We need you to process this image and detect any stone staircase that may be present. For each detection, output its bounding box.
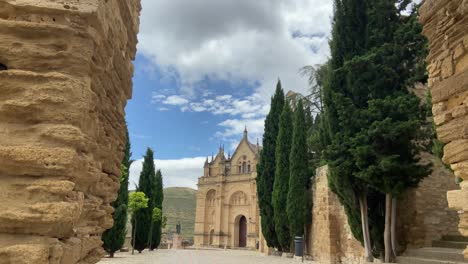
[397,236,468,264]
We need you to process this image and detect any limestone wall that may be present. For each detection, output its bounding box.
[398,153,460,249]
[309,163,460,263]
[308,166,364,264]
[0,1,140,263]
[420,0,468,258]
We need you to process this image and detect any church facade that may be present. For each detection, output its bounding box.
[193,129,261,249]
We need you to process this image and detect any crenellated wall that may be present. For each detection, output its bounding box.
[420,0,468,259]
[0,1,140,263]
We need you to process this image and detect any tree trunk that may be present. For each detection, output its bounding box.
[391,197,397,257]
[109,251,114,258]
[384,193,392,263]
[359,193,373,262]
[132,217,137,255]
[148,222,153,251]
[303,225,308,255]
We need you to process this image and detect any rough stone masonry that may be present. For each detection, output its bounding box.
[420,0,468,259]
[0,1,140,263]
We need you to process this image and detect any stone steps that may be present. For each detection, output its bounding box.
[433,241,468,249]
[441,236,468,243]
[398,236,468,264]
[397,256,466,264]
[403,248,466,262]
[397,247,468,264]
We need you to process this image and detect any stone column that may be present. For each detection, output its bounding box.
[0,1,140,263]
[420,0,468,259]
[214,183,224,247]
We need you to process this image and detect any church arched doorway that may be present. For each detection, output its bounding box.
[238,216,247,247]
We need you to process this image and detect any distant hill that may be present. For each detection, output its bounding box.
[162,187,197,241]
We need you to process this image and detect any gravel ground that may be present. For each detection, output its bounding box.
[98,249,315,264]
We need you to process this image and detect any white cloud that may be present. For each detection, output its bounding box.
[153,92,269,119]
[162,95,189,105]
[138,0,332,101]
[129,157,206,190]
[152,94,166,100]
[138,0,332,147]
[216,118,264,141]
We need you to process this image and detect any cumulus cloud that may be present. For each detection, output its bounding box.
[129,157,206,190]
[138,0,332,101]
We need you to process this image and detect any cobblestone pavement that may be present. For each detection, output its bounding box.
[98,249,315,264]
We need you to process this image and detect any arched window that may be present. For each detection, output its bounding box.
[242,162,246,173]
[238,164,242,174]
[247,164,251,173]
[230,191,249,205]
[206,190,216,207]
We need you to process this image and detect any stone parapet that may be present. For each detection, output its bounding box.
[420,0,468,259]
[0,1,140,263]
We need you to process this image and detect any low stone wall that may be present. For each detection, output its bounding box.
[419,0,468,258]
[0,1,140,263]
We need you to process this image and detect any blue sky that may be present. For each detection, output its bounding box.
[128,0,333,189]
[127,55,262,160]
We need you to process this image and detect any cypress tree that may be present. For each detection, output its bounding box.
[272,103,293,252]
[287,100,310,238]
[323,0,431,261]
[323,0,378,260]
[346,1,431,261]
[257,80,284,249]
[102,128,132,257]
[149,169,164,250]
[132,148,156,252]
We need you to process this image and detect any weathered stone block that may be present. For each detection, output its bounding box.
[0,0,141,263]
[441,54,455,79]
[420,0,468,258]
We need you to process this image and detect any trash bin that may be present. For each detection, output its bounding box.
[294,236,303,257]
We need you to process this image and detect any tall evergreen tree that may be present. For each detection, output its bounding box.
[323,0,431,261]
[323,0,379,260]
[287,100,310,239]
[346,1,431,261]
[257,80,285,249]
[149,169,164,250]
[102,128,132,257]
[272,103,293,252]
[132,148,156,252]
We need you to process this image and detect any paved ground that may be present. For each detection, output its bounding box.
[98,249,314,264]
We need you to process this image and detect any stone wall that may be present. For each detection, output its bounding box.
[398,153,461,249]
[420,0,468,259]
[0,1,140,263]
[309,163,460,263]
[308,166,364,264]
